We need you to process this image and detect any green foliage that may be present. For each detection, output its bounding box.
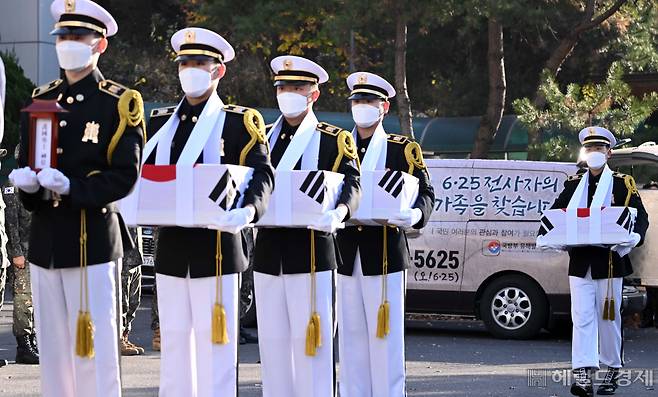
[1,51,34,152]
[93,0,658,134]
[513,62,658,159]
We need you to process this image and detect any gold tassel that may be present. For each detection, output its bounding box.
[76,210,95,358]
[376,227,391,339]
[212,231,229,344]
[305,230,321,356]
[305,315,318,356]
[212,302,229,344]
[608,298,616,321]
[377,301,390,338]
[312,311,322,348]
[602,251,615,321]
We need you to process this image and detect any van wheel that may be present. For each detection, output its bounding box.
[480,275,547,339]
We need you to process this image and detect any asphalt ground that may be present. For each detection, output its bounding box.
[1,293,656,396]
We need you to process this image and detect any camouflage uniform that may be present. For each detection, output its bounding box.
[121,227,142,336]
[2,183,34,339]
[0,186,12,313]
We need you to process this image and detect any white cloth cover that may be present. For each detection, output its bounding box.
[254,270,335,397]
[31,262,121,397]
[255,170,344,227]
[566,166,613,244]
[156,273,239,397]
[569,269,623,369]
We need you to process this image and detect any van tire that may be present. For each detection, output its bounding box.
[480,275,547,339]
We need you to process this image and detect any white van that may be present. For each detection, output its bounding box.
[407,157,649,339]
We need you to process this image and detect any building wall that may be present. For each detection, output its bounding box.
[0,0,57,85]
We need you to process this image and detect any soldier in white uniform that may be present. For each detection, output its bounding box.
[253,55,361,397]
[144,28,274,397]
[9,1,145,396]
[544,127,648,396]
[336,72,434,397]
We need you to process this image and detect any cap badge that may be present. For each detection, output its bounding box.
[184,30,196,44]
[65,0,76,12]
[357,74,368,84]
[283,59,293,70]
[588,127,596,135]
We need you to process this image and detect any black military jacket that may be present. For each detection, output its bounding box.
[18,69,144,269]
[253,119,361,275]
[146,98,274,278]
[548,170,649,279]
[336,133,435,276]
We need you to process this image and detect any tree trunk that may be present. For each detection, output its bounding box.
[471,18,506,159]
[394,4,414,138]
[526,0,628,159]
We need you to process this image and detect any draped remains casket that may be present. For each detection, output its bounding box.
[349,170,419,226]
[119,164,253,227]
[536,206,637,247]
[255,170,344,228]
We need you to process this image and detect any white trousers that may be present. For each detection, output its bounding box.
[156,273,239,397]
[254,270,334,397]
[337,253,406,397]
[31,262,121,397]
[569,269,623,369]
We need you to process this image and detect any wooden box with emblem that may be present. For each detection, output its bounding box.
[536,206,637,247]
[119,164,253,227]
[349,170,419,226]
[21,99,68,171]
[255,170,344,228]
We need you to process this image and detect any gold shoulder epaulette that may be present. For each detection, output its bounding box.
[404,140,427,173]
[32,79,63,98]
[107,89,146,165]
[238,106,267,165]
[567,174,584,181]
[317,122,343,136]
[150,106,176,118]
[387,133,409,144]
[99,80,128,98]
[224,104,250,114]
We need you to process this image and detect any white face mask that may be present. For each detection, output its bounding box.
[586,151,607,169]
[277,92,310,118]
[55,40,95,71]
[179,67,213,98]
[351,104,382,128]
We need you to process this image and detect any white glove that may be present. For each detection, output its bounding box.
[8,167,40,194]
[37,168,70,195]
[208,206,256,234]
[611,232,641,258]
[388,208,423,229]
[309,205,348,234]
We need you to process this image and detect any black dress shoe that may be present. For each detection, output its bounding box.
[571,367,593,397]
[15,335,39,365]
[597,367,619,395]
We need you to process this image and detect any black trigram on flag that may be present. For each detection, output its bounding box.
[208,170,241,210]
[616,207,635,233]
[537,215,554,237]
[299,171,326,204]
[378,170,405,198]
